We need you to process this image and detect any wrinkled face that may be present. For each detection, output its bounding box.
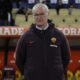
[33,7,48,27]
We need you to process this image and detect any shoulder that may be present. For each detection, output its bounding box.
[19,24,36,41]
[20,29,33,40]
[52,27,67,40]
[49,23,64,37]
[49,23,65,37]
[54,27,63,35]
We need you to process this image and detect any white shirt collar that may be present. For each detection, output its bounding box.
[36,23,49,30]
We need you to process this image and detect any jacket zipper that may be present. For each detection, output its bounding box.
[42,31,47,68]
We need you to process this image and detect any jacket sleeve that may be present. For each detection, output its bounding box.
[61,33,71,73]
[15,35,26,75]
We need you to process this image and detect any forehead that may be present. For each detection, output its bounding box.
[33,7,46,14]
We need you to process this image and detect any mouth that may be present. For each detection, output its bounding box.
[37,20,43,22]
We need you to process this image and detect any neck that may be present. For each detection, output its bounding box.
[37,23,48,28]
[36,23,49,30]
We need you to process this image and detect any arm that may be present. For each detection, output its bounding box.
[15,35,26,75]
[61,34,71,76]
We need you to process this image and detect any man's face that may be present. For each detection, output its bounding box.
[33,7,48,26]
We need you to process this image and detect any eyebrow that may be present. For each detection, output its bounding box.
[33,13,46,16]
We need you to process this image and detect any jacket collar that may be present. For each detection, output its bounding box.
[36,23,49,30]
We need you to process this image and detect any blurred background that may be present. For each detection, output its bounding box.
[0,0,80,80]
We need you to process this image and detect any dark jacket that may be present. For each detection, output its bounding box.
[15,23,70,80]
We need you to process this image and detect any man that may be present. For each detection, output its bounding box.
[15,3,70,80]
[56,0,62,15]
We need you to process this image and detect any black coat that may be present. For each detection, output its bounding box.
[15,23,70,80]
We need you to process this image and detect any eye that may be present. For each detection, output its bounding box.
[34,13,45,16]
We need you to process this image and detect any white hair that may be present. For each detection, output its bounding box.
[32,3,49,14]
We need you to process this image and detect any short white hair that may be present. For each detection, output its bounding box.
[32,3,49,14]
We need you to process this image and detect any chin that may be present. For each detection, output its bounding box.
[36,23,44,26]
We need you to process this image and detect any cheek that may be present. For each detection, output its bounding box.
[35,17,43,22]
[34,16,48,24]
[37,17,47,21]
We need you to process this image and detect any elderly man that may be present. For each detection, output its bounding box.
[15,3,70,80]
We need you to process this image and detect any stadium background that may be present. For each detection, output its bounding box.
[0,0,80,80]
